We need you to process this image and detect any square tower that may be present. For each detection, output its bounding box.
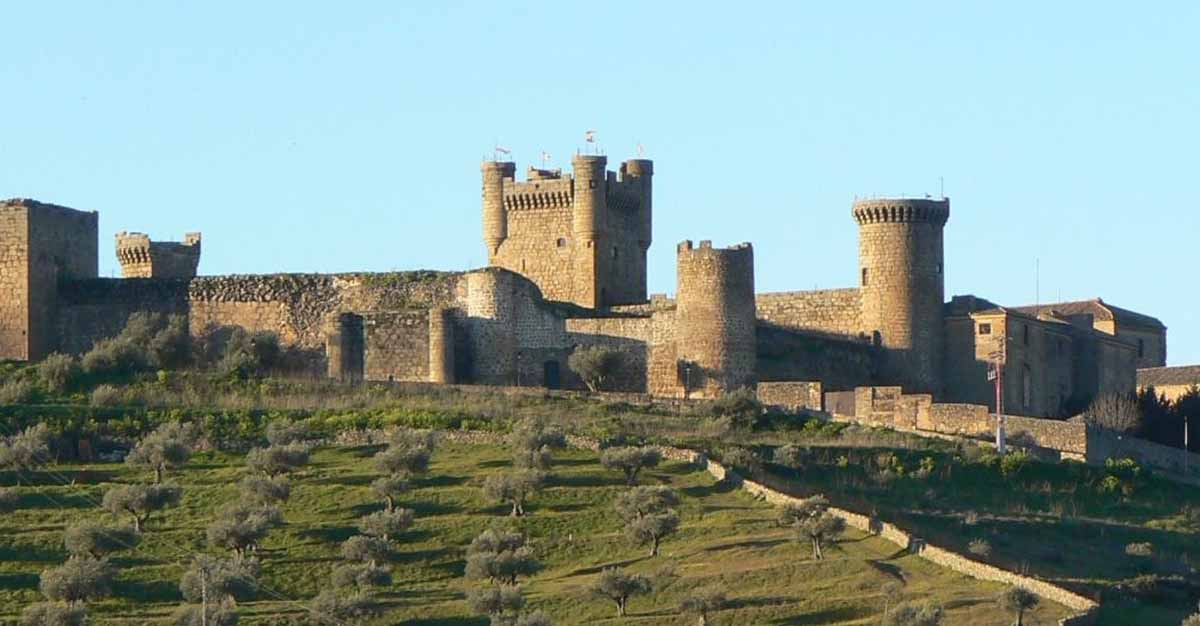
[481,153,653,309]
[0,199,99,361]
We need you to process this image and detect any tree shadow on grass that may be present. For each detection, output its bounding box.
[416,475,470,488]
[476,459,511,469]
[1,469,117,487]
[866,559,906,582]
[543,502,590,513]
[559,556,646,578]
[0,572,39,591]
[390,547,451,565]
[309,474,375,487]
[769,605,870,625]
[113,578,182,604]
[551,458,594,468]
[547,474,623,488]
[297,525,358,544]
[401,617,485,626]
[701,537,788,552]
[18,492,97,510]
[680,481,739,499]
[0,543,66,563]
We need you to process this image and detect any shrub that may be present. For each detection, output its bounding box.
[0,379,38,405]
[39,556,115,604]
[374,437,432,478]
[721,447,761,476]
[1125,542,1154,557]
[882,602,943,626]
[1183,613,1200,626]
[90,384,124,407]
[102,483,182,532]
[600,446,661,485]
[567,346,622,392]
[0,487,18,512]
[218,328,281,379]
[308,589,381,622]
[0,423,53,476]
[171,603,240,626]
[340,535,392,566]
[590,567,651,617]
[999,451,1029,477]
[63,523,140,559]
[466,585,524,623]
[773,444,806,469]
[967,539,991,558]
[37,354,80,394]
[710,388,762,428]
[331,562,392,591]
[998,586,1038,626]
[1083,392,1142,434]
[265,419,309,446]
[20,603,88,626]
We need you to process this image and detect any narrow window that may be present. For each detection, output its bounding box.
[1023,324,1030,346]
[1137,338,1145,358]
[936,262,943,275]
[612,246,619,260]
[556,238,567,248]
[861,267,869,286]
[978,323,992,335]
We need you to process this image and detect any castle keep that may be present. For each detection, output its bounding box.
[0,146,1169,414]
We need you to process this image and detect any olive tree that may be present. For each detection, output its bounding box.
[239,474,291,505]
[591,567,651,617]
[882,602,944,626]
[341,535,392,567]
[615,486,681,557]
[171,601,240,626]
[0,487,20,512]
[206,503,282,557]
[1182,613,1200,626]
[374,440,431,478]
[358,508,414,543]
[331,562,392,592]
[465,528,540,585]
[600,446,661,485]
[39,556,115,604]
[680,589,727,626]
[308,589,381,623]
[63,523,139,559]
[467,584,524,625]
[509,417,566,472]
[20,602,88,626]
[0,423,53,482]
[179,555,261,604]
[567,346,622,392]
[370,475,409,512]
[38,353,81,394]
[245,444,309,477]
[484,471,543,517]
[126,421,197,483]
[778,495,845,560]
[265,419,309,446]
[999,586,1039,626]
[102,483,181,532]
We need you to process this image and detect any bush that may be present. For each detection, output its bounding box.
[0,487,18,512]
[0,423,53,474]
[308,589,381,622]
[466,585,524,623]
[999,451,1029,477]
[331,562,392,591]
[567,346,623,392]
[882,602,943,626]
[63,523,140,558]
[218,328,281,379]
[39,556,115,604]
[358,509,414,542]
[20,603,88,626]
[245,444,309,476]
[773,444,807,469]
[90,384,124,407]
[0,379,38,405]
[265,419,309,446]
[340,536,392,566]
[171,603,240,626]
[240,475,291,504]
[1083,392,1142,434]
[721,447,761,476]
[967,539,991,558]
[710,388,762,428]
[1125,542,1154,557]
[37,354,80,394]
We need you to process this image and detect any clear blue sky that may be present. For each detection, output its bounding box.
[3,3,1197,364]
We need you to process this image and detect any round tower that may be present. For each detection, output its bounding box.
[571,154,608,307]
[675,240,756,398]
[853,197,950,395]
[621,158,653,250]
[481,161,515,258]
[465,269,517,385]
[428,307,455,384]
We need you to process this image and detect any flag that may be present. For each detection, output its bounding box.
[495,145,511,155]
[585,130,596,143]
[541,151,551,162]
[636,143,645,157]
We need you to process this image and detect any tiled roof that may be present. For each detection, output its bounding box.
[1138,365,1200,387]
[1012,299,1165,330]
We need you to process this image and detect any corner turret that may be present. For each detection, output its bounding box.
[675,240,757,398]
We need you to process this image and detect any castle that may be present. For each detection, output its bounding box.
[0,149,1169,416]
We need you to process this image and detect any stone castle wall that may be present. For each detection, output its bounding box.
[0,205,31,360]
[755,288,862,338]
[855,198,948,395]
[757,381,824,411]
[115,232,201,279]
[675,240,757,397]
[756,324,876,391]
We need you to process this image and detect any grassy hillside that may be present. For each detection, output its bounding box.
[0,439,1069,625]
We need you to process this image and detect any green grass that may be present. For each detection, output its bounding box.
[0,441,1071,625]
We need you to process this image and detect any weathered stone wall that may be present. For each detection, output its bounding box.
[757,381,823,411]
[21,201,100,360]
[675,240,756,397]
[854,198,948,395]
[755,289,862,338]
[756,324,876,391]
[115,232,201,279]
[0,205,31,360]
[1086,429,1200,478]
[428,308,455,384]
[565,316,654,392]
[361,310,430,382]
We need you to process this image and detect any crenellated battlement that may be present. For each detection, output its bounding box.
[852,198,950,225]
[115,231,201,279]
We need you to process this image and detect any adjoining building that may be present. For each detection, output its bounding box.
[1138,366,1200,403]
[0,147,1177,415]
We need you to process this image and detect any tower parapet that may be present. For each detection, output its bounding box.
[115,231,201,279]
[854,197,949,394]
[675,240,756,398]
[480,150,653,309]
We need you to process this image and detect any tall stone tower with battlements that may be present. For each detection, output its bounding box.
[675,240,757,397]
[115,231,201,279]
[854,197,949,395]
[481,153,653,309]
